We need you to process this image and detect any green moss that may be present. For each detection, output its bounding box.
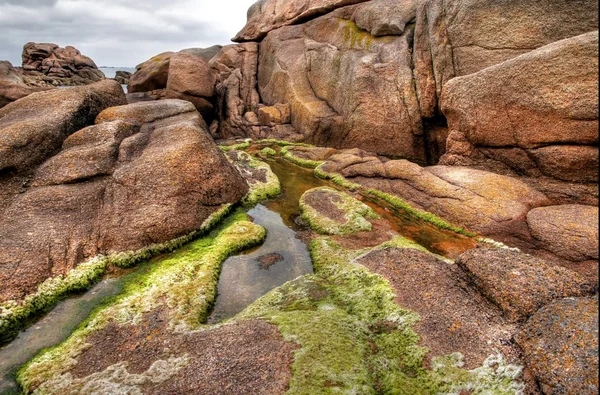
[260,147,277,157]
[280,146,325,169]
[254,139,313,148]
[0,256,108,344]
[17,212,267,393]
[364,189,477,237]
[219,139,251,152]
[314,164,362,191]
[299,187,379,235]
[238,236,524,394]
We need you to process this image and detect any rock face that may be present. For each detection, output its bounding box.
[526,205,599,262]
[20,42,105,86]
[128,52,173,93]
[440,32,599,183]
[0,99,248,303]
[258,3,426,161]
[456,249,596,322]
[0,80,126,174]
[113,71,131,85]
[516,297,599,395]
[0,61,49,108]
[233,0,370,42]
[320,151,551,237]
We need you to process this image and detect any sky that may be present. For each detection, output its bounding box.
[0,0,257,67]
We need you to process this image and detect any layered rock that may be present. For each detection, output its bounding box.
[20,42,105,86]
[516,297,599,394]
[233,0,370,42]
[258,3,426,160]
[440,32,599,187]
[0,99,248,303]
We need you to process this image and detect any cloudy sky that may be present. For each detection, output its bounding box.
[0,0,256,67]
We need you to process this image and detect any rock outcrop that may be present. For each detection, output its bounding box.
[0,61,49,108]
[0,99,248,303]
[20,42,105,86]
[440,32,599,185]
[516,297,599,395]
[113,71,131,85]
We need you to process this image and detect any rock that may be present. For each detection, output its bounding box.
[516,297,599,395]
[526,205,599,262]
[456,248,596,322]
[180,45,223,61]
[413,0,598,117]
[440,32,599,183]
[0,60,23,83]
[233,0,370,42]
[283,146,338,162]
[0,80,126,173]
[0,61,50,108]
[20,42,105,86]
[258,5,426,160]
[165,53,217,117]
[210,43,261,139]
[355,247,520,368]
[300,187,377,235]
[113,70,132,85]
[352,0,417,36]
[257,104,291,125]
[321,152,551,236]
[128,51,173,93]
[0,99,248,303]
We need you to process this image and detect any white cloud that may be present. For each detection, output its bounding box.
[0,0,256,66]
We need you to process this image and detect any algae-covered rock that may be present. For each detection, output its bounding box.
[516,297,599,395]
[456,248,597,322]
[226,150,281,206]
[300,187,378,235]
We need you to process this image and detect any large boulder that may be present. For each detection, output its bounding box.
[0,80,126,173]
[456,248,596,322]
[20,42,105,86]
[321,151,551,237]
[413,0,598,117]
[0,99,248,303]
[516,297,599,395]
[232,0,370,42]
[440,32,599,184]
[526,205,599,262]
[128,51,174,93]
[258,3,426,160]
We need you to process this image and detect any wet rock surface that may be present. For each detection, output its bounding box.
[516,297,599,395]
[457,248,597,322]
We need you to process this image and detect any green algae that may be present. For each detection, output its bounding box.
[280,146,325,169]
[17,211,267,393]
[254,139,313,148]
[227,150,282,206]
[260,147,277,157]
[218,139,252,152]
[299,187,379,235]
[237,236,524,394]
[314,164,362,191]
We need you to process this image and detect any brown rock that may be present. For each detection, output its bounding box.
[527,205,599,262]
[440,32,598,182]
[352,0,417,36]
[166,52,216,99]
[258,5,425,160]
[456,248,596,322]
[113,71,131,85]
[233,0,370,42]
[413,0,598,116]
[516,297,599,395]
[0,100,248,303]
[128,52,173,93]
[0,80,126,172]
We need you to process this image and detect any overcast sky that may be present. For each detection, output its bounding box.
[0,0,256,67]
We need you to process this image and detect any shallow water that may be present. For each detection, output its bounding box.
[0,277,128,394]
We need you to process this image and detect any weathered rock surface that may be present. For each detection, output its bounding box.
[20,42,105,86]
[128,52,173,93]
[352,0,417,37]
[457,249,596,322]
[113,70,131,85]
[526,205,599,262]
[0,99,248,303]
[516,297,599,395]
[321,151,551,236]
[0,80,126,173]
[0,61,50,108]
[233,0,370,42]
[413,0,598,117]
[440,32,599,184]
[356,247,520,368]
[258,5,426,160]
[0,61,23,83]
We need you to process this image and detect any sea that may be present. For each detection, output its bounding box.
[99,67,136,93]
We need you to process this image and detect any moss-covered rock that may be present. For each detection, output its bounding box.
[226,150,282,206]
[300,187,379,235]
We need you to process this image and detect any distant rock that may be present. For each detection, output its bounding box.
[516,297,599,395]
[20,42,105,86]
[113,70,132,85]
